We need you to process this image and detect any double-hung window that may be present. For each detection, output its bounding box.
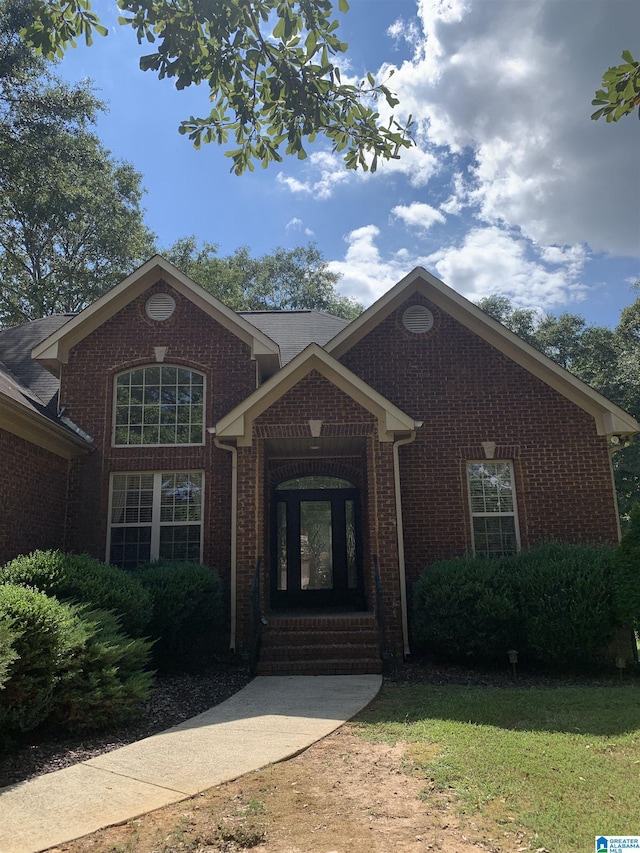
[114,366,204,446]
[467,461,520,557]
[108,472,203,569]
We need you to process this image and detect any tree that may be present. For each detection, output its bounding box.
[19,0,413,174]
[0,66,156,326]
[475,295,539,346]
[164,236,361,320]
[592,50,640,122]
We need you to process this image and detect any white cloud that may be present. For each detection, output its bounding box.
[331,224,588,312]
[285,217,314,236]
[425,227,588,310]
[277,151,355,199]
[386,0,640,256]
[392,202,446,231]
[328,226,428,304]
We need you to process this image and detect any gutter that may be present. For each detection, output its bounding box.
[393,422,422,659]
[212,432,238,652]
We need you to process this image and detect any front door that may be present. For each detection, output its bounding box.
[271,477,363,609]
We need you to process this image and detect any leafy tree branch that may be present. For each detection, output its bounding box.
[592,49,640,122]
[20,0,413,173]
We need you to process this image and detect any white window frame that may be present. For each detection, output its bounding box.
[112,365,206,447]
[107,471,204,567]
[466,460,521,557]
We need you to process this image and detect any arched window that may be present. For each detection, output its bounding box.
[114,366,204,446]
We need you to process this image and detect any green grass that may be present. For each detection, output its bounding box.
[354,683,640,852]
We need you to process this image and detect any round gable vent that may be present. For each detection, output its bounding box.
[402,305,434,334]
[145,292,176,321]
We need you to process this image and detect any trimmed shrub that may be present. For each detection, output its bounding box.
[612,502,640,632]
[514,543,616,667]
[0,584,86,737]
[0,585,154,741]
[412,543,618,669]
[54,609,154,731]
[134,560,224,672]
[412,555,522,664]
[0,615,20,692]
[1,550,152,637]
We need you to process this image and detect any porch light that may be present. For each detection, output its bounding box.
[508,649,518,677]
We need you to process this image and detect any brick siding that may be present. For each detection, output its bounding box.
[340,293,620,601]
[0,429,68,564]
[59,280,256,592]
[21,279,622,664]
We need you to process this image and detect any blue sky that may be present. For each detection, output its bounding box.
[58,0,640,328]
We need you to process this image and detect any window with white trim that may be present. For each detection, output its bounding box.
[467,461,520,557]
[108,472,203,569]
[114,366,204,446]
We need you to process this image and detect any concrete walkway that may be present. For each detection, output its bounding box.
[0,675,382,853]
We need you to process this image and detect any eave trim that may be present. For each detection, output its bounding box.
[215,343,417,445]
[326,267,639,437]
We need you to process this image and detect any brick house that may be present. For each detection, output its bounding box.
[1,256,637,673]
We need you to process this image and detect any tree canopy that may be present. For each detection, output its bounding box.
[0,29,156,327]
[478,291,640,525]
[164,237,361,320]
[20,0,413,174]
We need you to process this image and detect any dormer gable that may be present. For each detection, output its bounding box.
[31,255,281,380]
[215,343,419,446]
[326,267,639,439]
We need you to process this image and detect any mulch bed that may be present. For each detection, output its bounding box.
[0,657,628,790]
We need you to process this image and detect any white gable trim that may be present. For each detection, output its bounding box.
[215,343,418,446]
[31,256,280,375]
[326,267,639,438]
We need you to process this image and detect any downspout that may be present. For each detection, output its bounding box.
[213,433,238,652]
[393,423,422,659]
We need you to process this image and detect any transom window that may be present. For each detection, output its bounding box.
[276,476,354,490]
[114,366,204,446]
[108,471,203,569]
[467,461,520,557]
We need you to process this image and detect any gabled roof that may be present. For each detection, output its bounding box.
[241,310,349,365]
[0,361,90,458]
[215,343,419,446]
[326,267,640,438]
[31,256,281,376]
[0,314,72,408]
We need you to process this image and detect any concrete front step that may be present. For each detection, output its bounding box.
[256,658,383,675]
[262,643,381,662]
[256,611,383,676]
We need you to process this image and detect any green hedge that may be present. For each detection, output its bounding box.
[612,503,640,632]
[53,608,154,731]
[0,615,19,692]
[0,584,153,742]
[1,550,153,637]
[412,543,620,669]
[0,584,87,736]
[134,560,224,672]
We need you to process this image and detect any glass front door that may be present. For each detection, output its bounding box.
[271,477,363,608]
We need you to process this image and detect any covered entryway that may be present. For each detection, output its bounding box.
[214,344,421,670]
[271,476,364,610]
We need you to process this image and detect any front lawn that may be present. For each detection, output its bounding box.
[354,682,640,852]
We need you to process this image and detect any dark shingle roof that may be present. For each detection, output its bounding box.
[0,315,73,409]
[240,310,350,365]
